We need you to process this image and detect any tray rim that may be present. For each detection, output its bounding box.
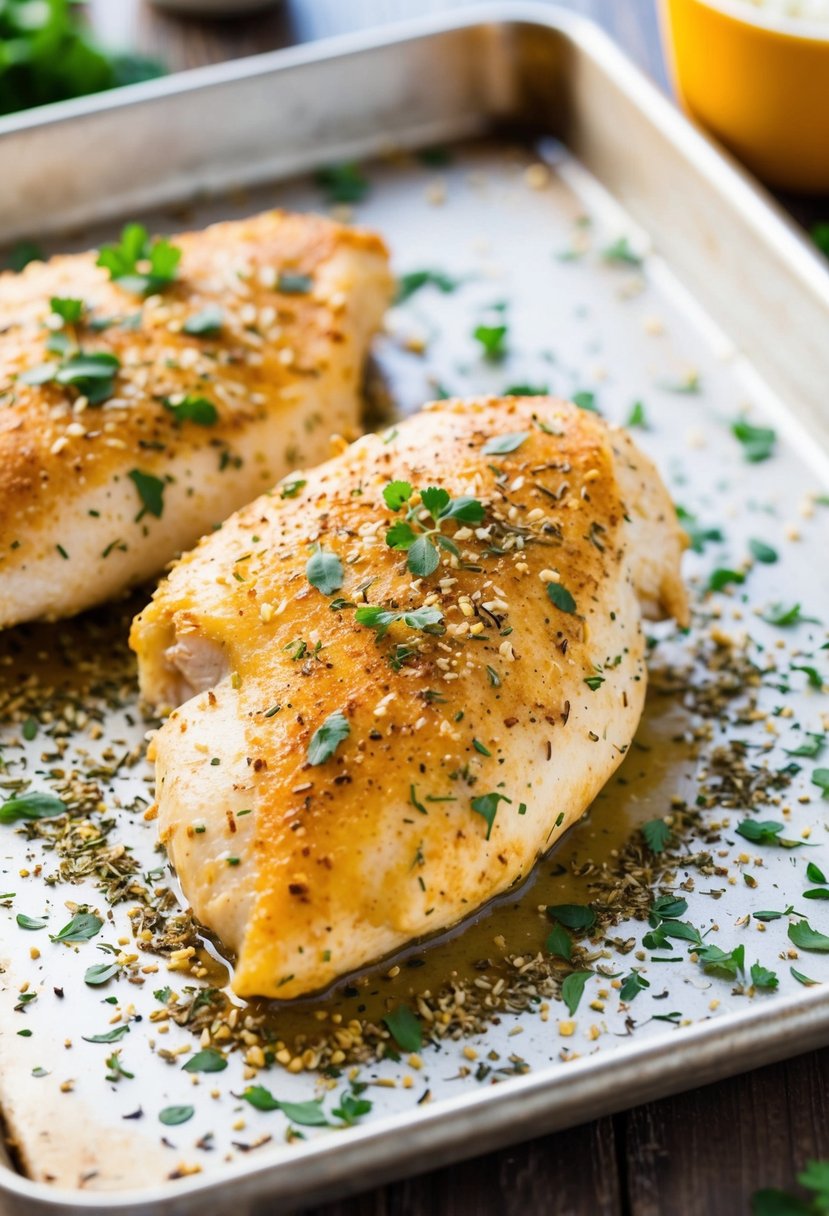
[2,3,829,1209]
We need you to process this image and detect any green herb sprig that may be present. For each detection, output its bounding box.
[382,481,484,577]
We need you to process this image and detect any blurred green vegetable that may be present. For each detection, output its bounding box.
[0,0,164,118]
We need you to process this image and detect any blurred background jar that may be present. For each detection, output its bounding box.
[148,0,282,13]
[660,0,829,193]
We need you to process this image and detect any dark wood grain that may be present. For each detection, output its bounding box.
[77,3,828,1214]
[623,1047,829,1215]
[285,1117,622,1216]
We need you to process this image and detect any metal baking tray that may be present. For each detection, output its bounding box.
[2,4,829,1213]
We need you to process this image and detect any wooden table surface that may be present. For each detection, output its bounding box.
[82,3,828,1213]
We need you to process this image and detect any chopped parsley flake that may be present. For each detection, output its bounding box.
[546,582,577,614]
[470,791,511,840]
[163,394,218,426]
[128,469,165,520]
[305,545,344,596]
[307,710,350,766]
[97,223,181,295]
[732,419,776,463]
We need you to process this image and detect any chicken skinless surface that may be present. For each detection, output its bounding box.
[131,397,688,999]
[0,210,391,628]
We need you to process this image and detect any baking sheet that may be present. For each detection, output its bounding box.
[1,13,829,1216]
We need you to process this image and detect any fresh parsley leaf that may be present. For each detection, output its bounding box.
[83,1025,130,1044]
[807,862,827,884]
[546,583,577,614]
[331,1090,373,1125]
[128,469,165,520]
[441,495,485,523]
[650,895,689,921]
[546,922,572,960]
[572,389,599,413]
[183,305,223,336]
[675,506,723,554]
[276,272,312,294]
[383,1005,422,1051]
[97,224,181,295]
[21,350,121,405]
[812,769,829,798]
[163,394,218,426]
[736,820,787,845]
[642,818,672,853]
[306,546,344,596]
[0,790,67,823]
[749,538,778,564]
[395,270,460,304]
[50,296,84,324]
[407,535,440,577]
[50,912,103,944]
[787,920,829,952]
[803,889,829,901]
[182,1049,227,1073]
[732,419,776,463]
[762,603,820,627]
[315,162,369,204]
[584,674,605,691]
[104,1050,133,1082]
[790,967,819,987]
[241,1085,281,1111]
[386,520,417,550]
[787,734,825,759]
[241,1085,333,1125]
[279,477,306,499]
[470,791,511,840]
[561,970,592,1015]
[546,904,596,931]
[620,971,649,1002]
[355,604,443,640]
[473,323,508,361]
[278,1099,331,1126]
[503,383,548,396]
[307,710,350,766]
[696,943,745,979]
[383,480,413,510]
[626,400,649,428]
[708,568,745,592]
[792,665,824,690]
[84,962,119,986]
[750,963,779,990]
[159,1105,194,1125]
[419,486,451,518]
[482,431,529,456]
[602,236,642,266]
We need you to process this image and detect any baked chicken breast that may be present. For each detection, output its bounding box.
[131,396,688,999]
[0,210,391,629]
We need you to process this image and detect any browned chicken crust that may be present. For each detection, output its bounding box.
[0,209,391,626]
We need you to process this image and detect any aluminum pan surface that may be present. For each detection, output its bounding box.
[1,10,829,1216]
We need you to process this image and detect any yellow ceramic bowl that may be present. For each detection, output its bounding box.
[659,0,829,192]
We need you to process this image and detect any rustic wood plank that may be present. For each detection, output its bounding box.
[289,1116,622,1216]
[623,1047,829,1216]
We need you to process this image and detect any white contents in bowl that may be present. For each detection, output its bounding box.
[741,0,829,20]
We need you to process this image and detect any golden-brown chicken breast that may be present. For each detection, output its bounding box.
[0,210,391,628]
[131,396,688,999]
